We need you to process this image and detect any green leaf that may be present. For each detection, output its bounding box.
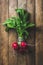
[23,13,28,21]
[24,31,29,36]
[25,23,35,29]
[15,9,24,20]
[7,23,14,28]
[3,19,11,25]
[3,17,17,28]
[23,23,27,27]
[15,9,24,13]
[23,31,29,39]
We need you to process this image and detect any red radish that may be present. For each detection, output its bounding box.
[12,42,18,50]
[21,41,27,48]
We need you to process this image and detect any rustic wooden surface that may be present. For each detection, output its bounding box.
[0,1,1,65]
[0,0,9,65]
[36,0,43,65]
[0,0,43,65]
[9,0,18,65]
[26,0,35,65]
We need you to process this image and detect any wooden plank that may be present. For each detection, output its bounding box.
[26,0,35,65]
[0,0,2,65]
[35,0,43,65]
[18,0,27,9]
[9,0,18,65]
[35,0,43,27]
[0,0,9,65]
[17,53,26,65]
[9,0,18,17]
[27,0,35,22]
[17,0,27,65]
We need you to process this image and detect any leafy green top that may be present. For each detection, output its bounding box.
[3,9,35,39]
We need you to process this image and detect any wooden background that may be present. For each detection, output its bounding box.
[0,0,43,65]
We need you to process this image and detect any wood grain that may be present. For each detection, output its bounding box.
[0,0,2,64]
[9,0,18,65]
[17,0,27,65]
[26,0,35,65]
[0,0,4,64]
[36,0,43,65]
[27,0,35,21]
[0,0,43,65]
[18,0,27,9]
[0,0,9,65]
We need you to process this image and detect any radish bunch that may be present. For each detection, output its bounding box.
[12,41,27,51]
